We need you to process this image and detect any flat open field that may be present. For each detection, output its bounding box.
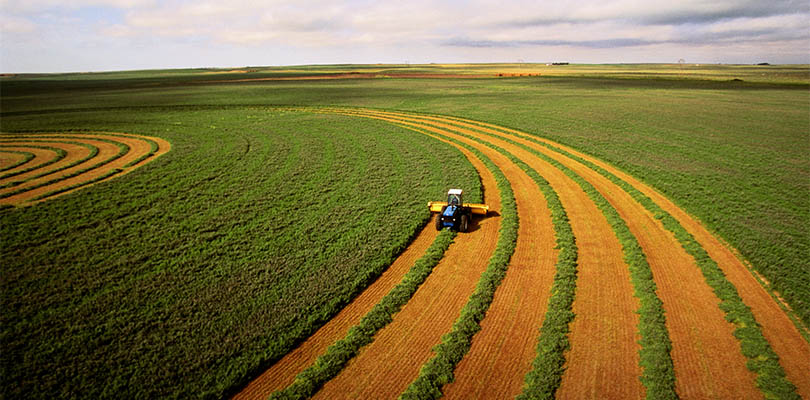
[1,64,808,399]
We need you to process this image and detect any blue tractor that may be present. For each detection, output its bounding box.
[428,189,489,232]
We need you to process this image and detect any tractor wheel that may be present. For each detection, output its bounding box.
[436,207,446,231]
[460,214,469,233]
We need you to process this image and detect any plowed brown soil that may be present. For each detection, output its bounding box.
[0,133,169,206]
[356,111,644,399]
[312,139,501,399]
[233,223,439,399]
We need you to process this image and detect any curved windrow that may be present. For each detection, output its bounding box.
[0,132,170,206]
[235,107,807,400]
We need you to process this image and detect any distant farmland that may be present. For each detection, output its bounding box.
[1,64,808,399]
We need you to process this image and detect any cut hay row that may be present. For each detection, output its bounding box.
[0,150,36,173]
[236,111,501,399]
[266,229,457,399]
[329,109,568,398]
[311,143,502,399]
[0,132,170,206]
[443,115,808,399]
[236,107,806,400]
[0,145,68,181]
[343,109,662,398]
[0,141,99,190]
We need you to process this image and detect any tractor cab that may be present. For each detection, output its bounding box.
[447,189,463,207]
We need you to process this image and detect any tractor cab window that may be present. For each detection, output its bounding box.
[448,193,461,206]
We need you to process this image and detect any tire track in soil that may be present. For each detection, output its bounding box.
[233,224,440,399]
[0,133,170,206]
[355,110,644,399]
[435,117,762,398]
[311,136,501,400]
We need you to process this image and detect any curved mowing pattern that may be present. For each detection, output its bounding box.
[0,150,36,173]
[0,132,170,206]
[238,107,808,400]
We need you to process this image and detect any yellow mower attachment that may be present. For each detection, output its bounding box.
[428,201,489,215]
[428,189,489,232]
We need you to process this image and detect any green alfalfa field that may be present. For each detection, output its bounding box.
[1,64,808,398]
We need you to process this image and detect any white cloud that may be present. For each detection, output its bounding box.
[2,0,809,72]
[0,15,37,34]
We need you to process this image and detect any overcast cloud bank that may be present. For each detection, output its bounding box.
[1,0,808,72]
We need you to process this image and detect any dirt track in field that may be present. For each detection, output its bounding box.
[0,133,170,206]
[237,108,808,399]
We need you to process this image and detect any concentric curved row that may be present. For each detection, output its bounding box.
[0,132,170,206]
[236,108,808,399]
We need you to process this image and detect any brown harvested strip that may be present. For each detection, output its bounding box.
[116,133,171,169]
[366,112,643,399]
[0,140,91,184]
[419,122,557,399]
[0,146,63,179]
[0,139,110,199]
[233,224,440,399]
[0,151,30,170]
[199,73,493,84]
[450,131,641,399]
[460,123,761,398]
[313,139,501,400]
[0,133,170,206]
[538,141,810,399]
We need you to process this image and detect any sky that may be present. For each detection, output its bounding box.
[1,0,808,73]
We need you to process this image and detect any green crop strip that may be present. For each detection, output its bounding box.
[451,116,799,399]
[0,136,127,200]
[269,229,457,400]
[381,112,676,399]
[0,144,68,181]
[0,150,36,173]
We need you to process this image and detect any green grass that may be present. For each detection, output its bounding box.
[1,64,807,398]
[1,109,479,399]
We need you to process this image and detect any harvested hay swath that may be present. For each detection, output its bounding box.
[0,132,170,206]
